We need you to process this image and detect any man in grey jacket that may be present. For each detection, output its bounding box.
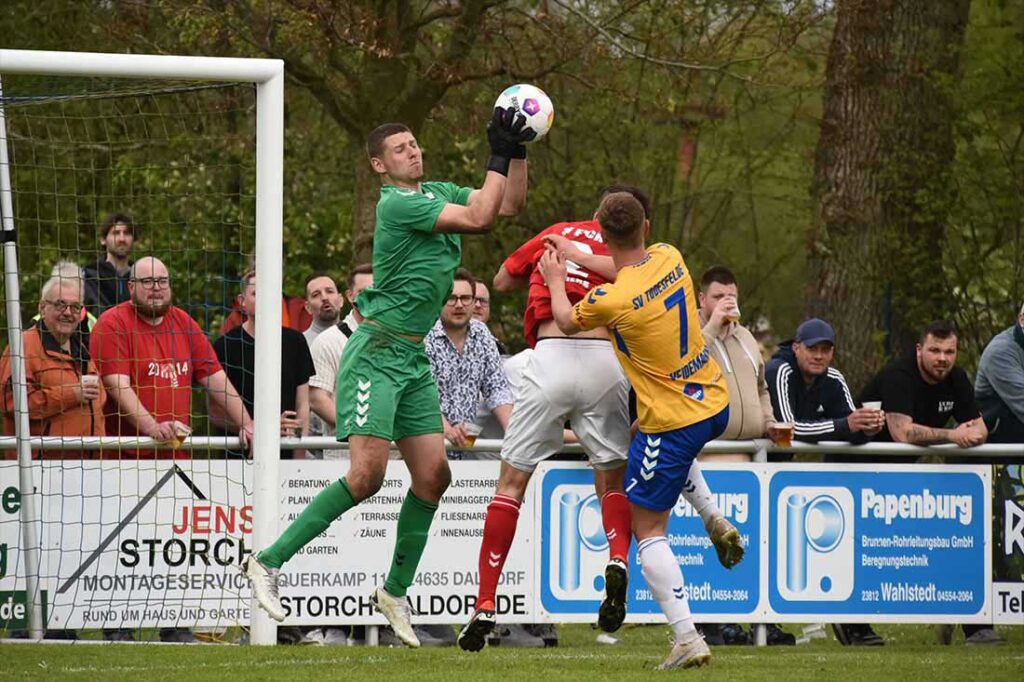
[975,302,1024,444]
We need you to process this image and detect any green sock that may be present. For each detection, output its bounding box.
[383,491,439,597]
[258,478,356,569]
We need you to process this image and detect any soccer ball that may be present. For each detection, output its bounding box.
[494,84,554,143]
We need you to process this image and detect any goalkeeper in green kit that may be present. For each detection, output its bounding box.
[242,108,534,647]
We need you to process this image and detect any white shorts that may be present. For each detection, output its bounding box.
[501,338,630,472]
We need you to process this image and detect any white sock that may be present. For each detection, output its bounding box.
[682,461,720,530]
[638,536,695,641]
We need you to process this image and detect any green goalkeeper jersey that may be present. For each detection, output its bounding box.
[357,181,473,337]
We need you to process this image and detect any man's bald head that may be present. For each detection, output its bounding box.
[129,256,173,320]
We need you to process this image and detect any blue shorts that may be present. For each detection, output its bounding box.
[625,407,729,512]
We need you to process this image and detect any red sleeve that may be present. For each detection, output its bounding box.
[502,224,565,277]
[185,313,223,381]
[90,311,133,377]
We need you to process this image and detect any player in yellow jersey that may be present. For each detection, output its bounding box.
[539,191,743,670]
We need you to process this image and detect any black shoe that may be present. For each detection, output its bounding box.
[10,629,78,640]
[276,626,305,645]
[457,607,496,652]
[832,623,884,646]
[159,628,198,643]
[766,624,796,646]
[523,623,559,647]
[720,623,752,645]
[598,559,628,633]
[697,624,725,646]
[103,629,135,642]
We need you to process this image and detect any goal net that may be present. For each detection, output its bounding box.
[0,52,283,643]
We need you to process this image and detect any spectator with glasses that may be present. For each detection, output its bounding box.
[90,256,253,462]
[1,261,106,459]
[425,268,513,459]
[472,280,492,323]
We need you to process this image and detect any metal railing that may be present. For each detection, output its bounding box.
[1,436,1021,460]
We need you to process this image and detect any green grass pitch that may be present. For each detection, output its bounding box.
[3,624,1022,680]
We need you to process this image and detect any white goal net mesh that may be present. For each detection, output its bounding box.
[0,76,259,641]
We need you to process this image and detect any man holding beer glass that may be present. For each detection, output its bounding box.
[765,318,885,460]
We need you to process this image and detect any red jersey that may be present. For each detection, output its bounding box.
[502,220,611,347]
[90,302,222,458]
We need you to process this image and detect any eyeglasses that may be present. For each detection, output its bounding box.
[44,300,84,314]
[133,276,171,288]
[475,298,490,306]
[445,294,476,307]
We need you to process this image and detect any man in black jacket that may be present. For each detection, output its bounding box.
[767,318,886,647]
[82,212,136,318]
[766,318,884,458]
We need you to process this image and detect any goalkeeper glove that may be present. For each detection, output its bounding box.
[487,106,536,175]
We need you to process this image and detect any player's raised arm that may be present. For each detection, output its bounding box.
[435,107,533,234]
[500,158,527,216]
[538,246,581,335]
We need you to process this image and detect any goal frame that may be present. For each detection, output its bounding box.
[0,49,284,645]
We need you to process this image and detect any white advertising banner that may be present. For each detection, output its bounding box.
[279,459,535,625]
[0,461,1003,630]
[0,459,532,629]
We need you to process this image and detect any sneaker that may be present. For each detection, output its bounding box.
[298,627,326,646]
[523,623,559,647]
[766,623,796,646]
[322,627,350,646]
[414,624,455,647]
[964,628,1005,645]
[242,555,285,622]
[370,587,419,648]
[656,632,712,670]
[487,624,546,648]
[458,606,496,652]
[707,515,744,569]
[831,623,884,646]
[598,558,628,633]
[193,628,230,644]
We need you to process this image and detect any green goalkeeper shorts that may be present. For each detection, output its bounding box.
[335,321,443,442]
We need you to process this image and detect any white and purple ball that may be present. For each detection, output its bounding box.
[494,84,555,143]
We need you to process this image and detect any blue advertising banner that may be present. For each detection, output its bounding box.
[536,463,761,622]
[767,465,991,623]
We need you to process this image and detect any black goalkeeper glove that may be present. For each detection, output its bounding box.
[487,106,536,174]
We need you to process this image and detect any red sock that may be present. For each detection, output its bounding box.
[476,494,521,609]
[601,490,632,563]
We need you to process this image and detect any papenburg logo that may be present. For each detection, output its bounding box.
[547,483,609,602]
[777,486,854,601]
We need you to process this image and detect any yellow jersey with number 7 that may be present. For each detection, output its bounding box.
[571,242,728,432]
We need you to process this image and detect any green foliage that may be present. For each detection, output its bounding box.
[946,0,1024,367]
[0,0,1019,380]
[0,80,257,333]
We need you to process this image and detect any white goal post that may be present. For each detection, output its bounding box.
[0,49,284,645]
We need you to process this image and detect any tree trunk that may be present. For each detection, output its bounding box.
[808,0,971,389]
[352,143,378,264]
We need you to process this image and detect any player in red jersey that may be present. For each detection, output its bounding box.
[457,186,646,652]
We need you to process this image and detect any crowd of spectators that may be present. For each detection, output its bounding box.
[3,212,1021,647]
